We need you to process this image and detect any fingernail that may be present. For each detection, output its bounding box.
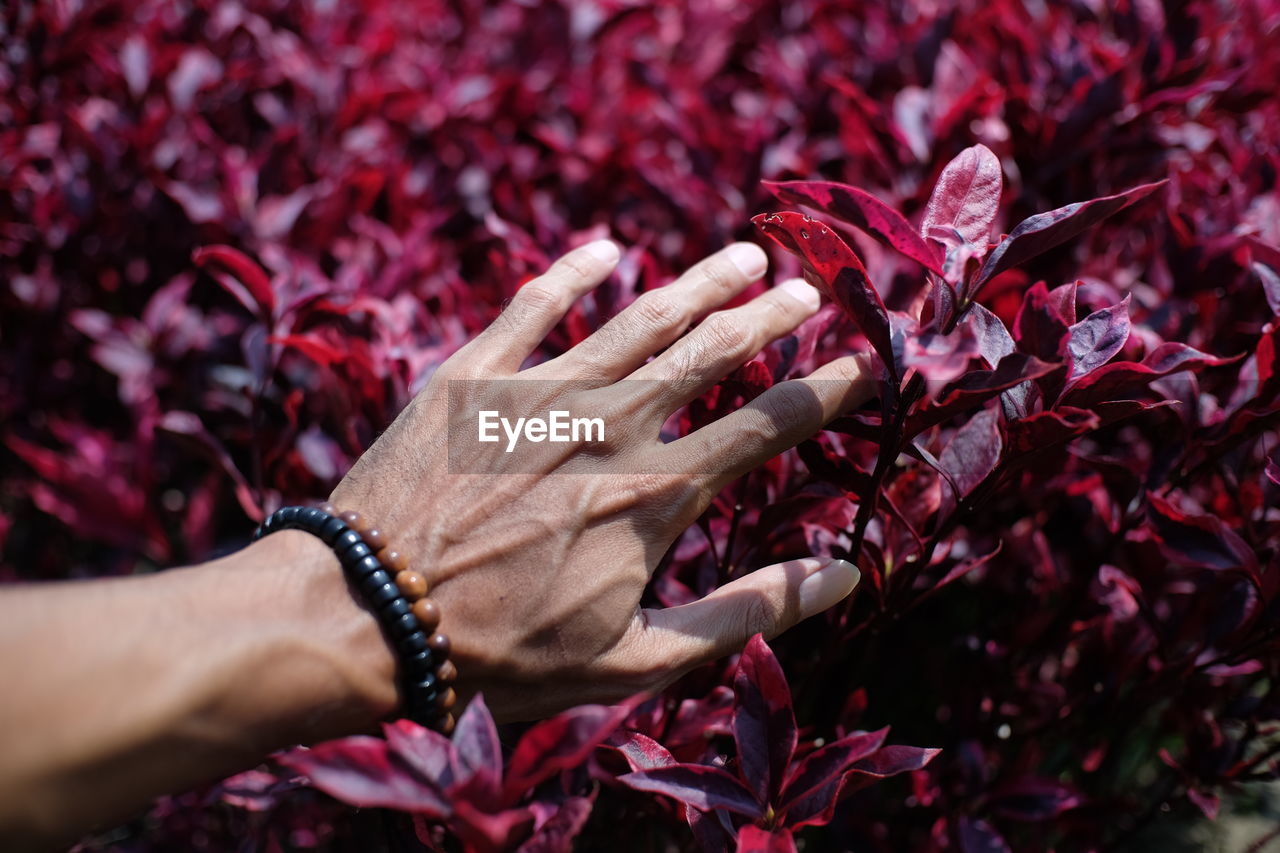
[798,558,860,618]
[727,242,768,278]
[778,277,822,312]
[582,239,620,263]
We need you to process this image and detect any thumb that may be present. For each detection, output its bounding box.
[635,557,860,678]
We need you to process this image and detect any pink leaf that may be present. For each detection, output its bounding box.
[1246,236,1280,315]
[971,181,1168,298]
[733,634,798,806]
[938,406,1003,517]
[735,825,797,853]
[1067,295,1131,379]
[452,694,503,801]
[762,180,945,275]
[922,144,1003,246]
[1061,342,1236,408]
[606,731,677,771]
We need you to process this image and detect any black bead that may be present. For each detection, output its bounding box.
[386,611,420,640]
[340,541,373,567]
[398,630,429,655]
[410,680,440,711]
[359,567,393,592]
[333,530,363,553]
[363,580,400,609]
[319,516,347,544]
[280,506,302,525]
[348,555,383,581]
[382,597,412,620]
[404,649,436,679]
[300,507,327,527]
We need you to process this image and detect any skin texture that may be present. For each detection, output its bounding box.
[0,239,873,849]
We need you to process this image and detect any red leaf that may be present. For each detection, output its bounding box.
[192,245,275,316]
[504,702,632,797]
[1006,407,1099,457]
[754,212,897,379]
[278,737,450,815]
[618,766,763,817]
[971,181,1168,298]
[762,180,945,275]
[733,634,798,806]
[922,144,1003,246]
[1014,281,1071,363]
[735,825,797,853]
[777,728,887,822]
[1067,295,1131,379]
[382,718,455,787]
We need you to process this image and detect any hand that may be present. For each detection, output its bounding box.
[331,239,872,721]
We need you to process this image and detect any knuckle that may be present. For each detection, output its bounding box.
[702,312,751,354]
[516,282,566,314]
[699,257,739,293]
[758,386,820,431]
[631,292,684,330]
[737,594,779,645]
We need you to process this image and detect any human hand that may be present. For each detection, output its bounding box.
[330,239,873,722]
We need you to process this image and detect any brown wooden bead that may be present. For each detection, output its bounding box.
[318,502,337,516]
[338,510,365,530]
[435,687,457,711]
[362,528,387,551]
[427,632,451,659]
[411,599,441,633]
[395,570,428,600]
[380,549,410,573]
[436,660,457,684]
[439,713,456,735]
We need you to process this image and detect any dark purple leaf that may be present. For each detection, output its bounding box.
[382,718,455,788]
[971,181,1168,297]
[847,745,941,778]
[735,824,797,853]
[966,302,1017,368]
[1061,342,1237,408]
[516,796,594,853]
[938,407,1003,517]
[1266,455,1280,486]
[733,634,798,805]
[922,144,1003,246]
[762,180,945,275]
[618,766,763,817]
[1247,236,1280,315]
[1014,281,1071,363]
[957,817,1012,853]
[777,728,887,819]
[990,778,1083,821]
[754,211,897,380]
[907,353,1056,434]
[1067,295,1131,378]
[1148,493,1259,574]
[452,694,503,800]
[278,737,450,815]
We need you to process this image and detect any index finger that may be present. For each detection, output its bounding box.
[663,354,876,494]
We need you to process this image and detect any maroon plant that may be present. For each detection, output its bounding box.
[278,697,632,853]
[613,635,937,852]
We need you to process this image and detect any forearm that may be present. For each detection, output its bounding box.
[0,530,397,849]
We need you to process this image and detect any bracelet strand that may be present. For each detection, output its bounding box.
[253,504,457,734]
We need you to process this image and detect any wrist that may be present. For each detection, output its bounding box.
[228,530,400,746]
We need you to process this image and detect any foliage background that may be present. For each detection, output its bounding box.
[2,0,1279,850]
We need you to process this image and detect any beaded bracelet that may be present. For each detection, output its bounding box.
[253,504,458,734]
